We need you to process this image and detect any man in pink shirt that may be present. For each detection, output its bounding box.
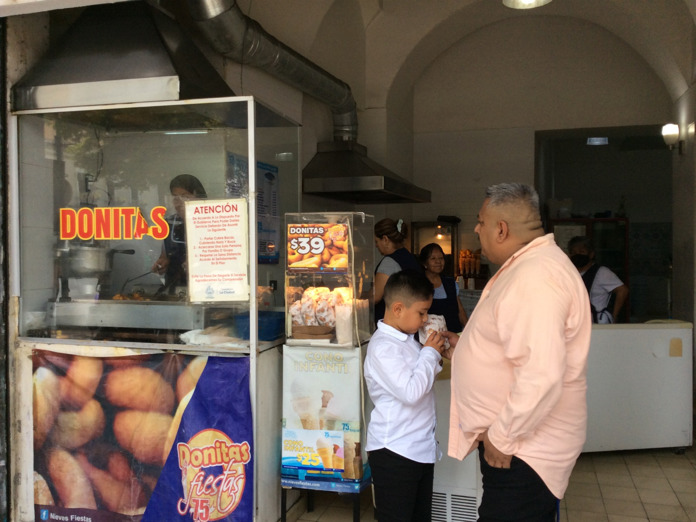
[447,183,591,521]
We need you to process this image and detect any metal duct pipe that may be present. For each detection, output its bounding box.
[183,0,358,141]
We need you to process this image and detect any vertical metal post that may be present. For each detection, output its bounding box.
[0,16,9,522]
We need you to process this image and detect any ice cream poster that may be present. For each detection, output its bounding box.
[281,345,366,490]
[32,351,253,522]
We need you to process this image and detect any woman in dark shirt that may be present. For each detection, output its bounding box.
[151,174,207,293]
[373,218,423,322]
[419,243,468,332]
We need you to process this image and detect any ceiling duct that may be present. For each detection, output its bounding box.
[179,0,431,204]
[12,2,234,111]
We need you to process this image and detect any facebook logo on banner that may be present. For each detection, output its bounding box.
[40,509,49,520]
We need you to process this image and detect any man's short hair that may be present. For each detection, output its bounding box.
[485,182,540,213]
[383,270,434,307]
[568,235,594,253]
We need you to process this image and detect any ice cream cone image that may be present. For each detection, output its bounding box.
[332,445,345,471]
[316,437,333,468]
[323,393,345,431]
[341,442,356,479]
[292,396,319,430]
[353,443,363,479]
[290,380,319,430]
[318,390,334,429]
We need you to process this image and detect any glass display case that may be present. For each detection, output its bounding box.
[11,97,301,522]
[15,97,299,347]
[284,212,374,346]
[281,212,374,497]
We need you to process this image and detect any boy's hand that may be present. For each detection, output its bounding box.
[424,331,445,355]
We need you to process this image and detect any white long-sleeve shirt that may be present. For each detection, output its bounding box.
[364,320,442,463]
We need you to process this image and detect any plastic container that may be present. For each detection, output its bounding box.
[235,311,285,341]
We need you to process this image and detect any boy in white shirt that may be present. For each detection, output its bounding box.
[364,270,456,521]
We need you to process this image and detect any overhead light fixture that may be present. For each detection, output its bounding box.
[503,0,553,9]
[662,123,683,154]
[587,137,609,146]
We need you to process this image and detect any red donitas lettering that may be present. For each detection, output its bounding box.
[150,206,168,239]
[77,208,94,240]
[59,208,77,240]
[94,207,112,240]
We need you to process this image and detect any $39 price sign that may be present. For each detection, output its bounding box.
[287,223,350,271]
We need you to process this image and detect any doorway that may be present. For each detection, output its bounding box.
[537,125,673,322]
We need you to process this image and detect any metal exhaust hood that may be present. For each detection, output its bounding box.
[11,2,233,112]
[303,141,431,204]
[177,0,431,205]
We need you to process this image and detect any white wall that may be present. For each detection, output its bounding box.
[411,15,673,255]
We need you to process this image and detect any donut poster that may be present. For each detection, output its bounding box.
[32,351,253,522]
[286,223,349,272]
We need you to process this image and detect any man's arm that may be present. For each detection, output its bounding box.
[611,284,629,321]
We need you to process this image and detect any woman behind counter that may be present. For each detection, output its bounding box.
[152,174,207,293]
[373,218,423,322]
[419,243,468,333]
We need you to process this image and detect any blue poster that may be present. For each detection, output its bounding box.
[143,356,253,522]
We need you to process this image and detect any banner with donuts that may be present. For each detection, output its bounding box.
[32,351,253,522]
[286,223,349,272]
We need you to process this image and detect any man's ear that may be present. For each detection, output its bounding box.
[496,220,509,242]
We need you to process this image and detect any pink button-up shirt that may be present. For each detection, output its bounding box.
[448,234,591,498]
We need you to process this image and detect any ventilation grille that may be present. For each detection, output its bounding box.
[432,491,478,521]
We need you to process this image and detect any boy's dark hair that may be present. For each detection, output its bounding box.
[383,270,434,307]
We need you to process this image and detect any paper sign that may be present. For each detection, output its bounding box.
[287,223,349,272]
[185,199,249,302]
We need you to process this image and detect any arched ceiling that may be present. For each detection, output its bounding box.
[362,0,693,111]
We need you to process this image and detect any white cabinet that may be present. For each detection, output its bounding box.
[584,322,693,452]
[433,375,481,521]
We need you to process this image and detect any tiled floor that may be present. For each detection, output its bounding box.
[294,445,696,521]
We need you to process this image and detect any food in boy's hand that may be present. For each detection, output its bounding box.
[419,314,450,348]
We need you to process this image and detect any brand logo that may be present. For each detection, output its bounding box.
[40,510,49,521]
[177,429,251,521]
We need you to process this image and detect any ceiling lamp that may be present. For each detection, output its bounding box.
[503,0,553,9]
[662,123,683,154]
